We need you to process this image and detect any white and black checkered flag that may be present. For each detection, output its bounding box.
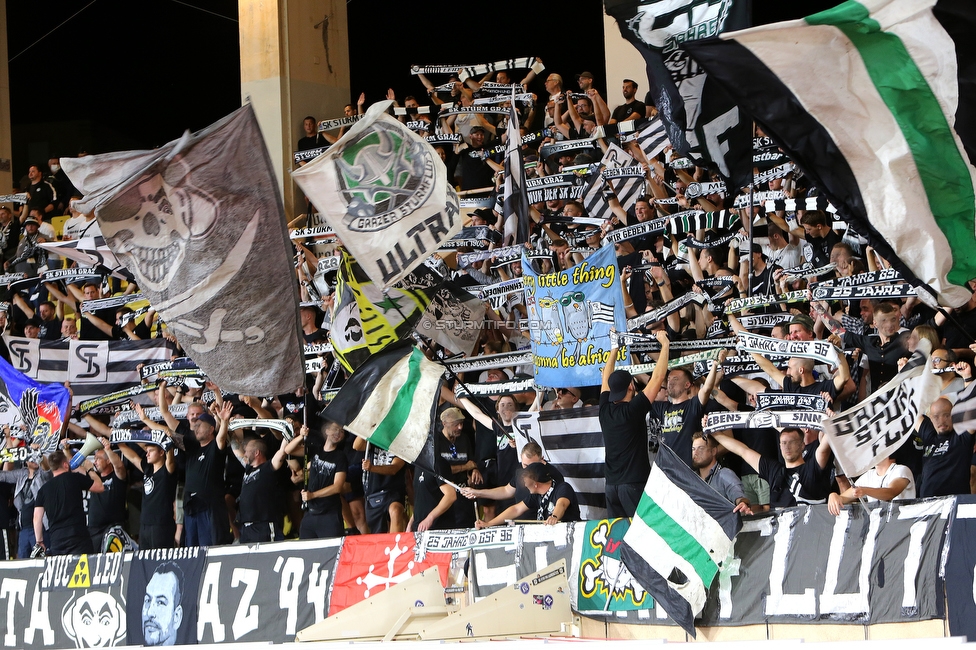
[503,101,531,244]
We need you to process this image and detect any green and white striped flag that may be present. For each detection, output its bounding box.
[321,342,443,465]
[620,444,741,638]
[685,0,976,307]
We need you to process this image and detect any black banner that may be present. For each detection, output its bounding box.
[127,548,205,646]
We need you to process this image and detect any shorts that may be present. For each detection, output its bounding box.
[740,474,770,506]
[300,511,344,540]
[364,489,405,535]
[140,522,176,550]
[345,466,365,499]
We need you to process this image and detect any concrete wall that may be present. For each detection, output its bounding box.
[603,9,649,112]
[239,0,350,218]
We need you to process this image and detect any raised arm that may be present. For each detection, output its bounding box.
[642,331,671,400]
[711,431,762,474]
[698,350,727,405]
[213,401,232,450]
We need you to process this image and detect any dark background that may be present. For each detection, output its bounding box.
[5,0,835,187]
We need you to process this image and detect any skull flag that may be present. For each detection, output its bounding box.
[292,100,462,288]
[61,105,304,396]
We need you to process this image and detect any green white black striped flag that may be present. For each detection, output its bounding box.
[620,444,740,638]
[320,342,443,465]
[684,0,976,308]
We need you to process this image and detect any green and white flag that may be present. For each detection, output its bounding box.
[620,444,740,638]
[292,100,462,288]
[321,342,443,465]
[685,0,976,307]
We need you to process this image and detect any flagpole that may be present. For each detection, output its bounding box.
[382,287,517,440]
[746,126,755,298]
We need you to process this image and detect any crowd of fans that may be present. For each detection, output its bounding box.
[2,59,975,558]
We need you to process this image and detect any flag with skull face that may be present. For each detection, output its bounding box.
[61,105,305,396]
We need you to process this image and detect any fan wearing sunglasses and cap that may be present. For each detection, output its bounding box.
[543,387,582,411]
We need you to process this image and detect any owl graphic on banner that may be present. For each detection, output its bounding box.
[522,245,628,388]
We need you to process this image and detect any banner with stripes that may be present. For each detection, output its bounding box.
[601,144,645,212]
[504,100,531,245]
[621,443,741,638]
[3,336,172,406]
[512,407,607,521]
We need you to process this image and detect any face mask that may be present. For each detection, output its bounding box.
[50,164,60,173]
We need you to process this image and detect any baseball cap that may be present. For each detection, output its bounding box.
[608,369,633,402]
[790,314,816,332]
[576,71,594,80]
[196,413,217,428]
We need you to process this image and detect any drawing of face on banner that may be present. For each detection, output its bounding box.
[61,590,127,648]
[521,245,629,387]
[127,550,205,647]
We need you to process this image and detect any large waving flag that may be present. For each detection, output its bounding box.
[684,0,976,307]
[60,105,305,395]
[0,356,71,454]
[620,444,741,638]
[321,342,442,467]
[292,100,462,288]
[604,0,753,190]
[330,251,432,373]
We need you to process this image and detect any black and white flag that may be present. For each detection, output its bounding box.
[604,0,753,189]
[293,100,462,287]
[601,144,645,212]
[62,105,305,396]
[4,336,172,406]
[504,100,531,245]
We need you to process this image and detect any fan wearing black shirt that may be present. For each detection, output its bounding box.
[476,462,580,527]
[918,397,974,497]
[297,116,328,154]
[355,436,407,534]
[409,454,456,533]
[34,449,104,556]
[87,438,129,552]
[712,427,833,509]
[284,421,348,539]
[460,442,563,509]
[799,211,841,269]
[233,435,288,544]
[733,346,849,403]
[114,404,179,549]
[179,403,231,547]
[599,330,670,518]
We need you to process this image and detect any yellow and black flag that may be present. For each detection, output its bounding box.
[330,251,433,373]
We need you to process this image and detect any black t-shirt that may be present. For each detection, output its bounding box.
[456,147,495,191]
[141,460,177,524]
[297,133,328,151]
[87,470,127,529]
[183,437,227,507]
[412,456,454,529]
[940,307,976,350]
[36,471,93,534]
[611,100,646,123]
[438,429,476,483]
[306,448,345,515]
[495,423,519,489]
[919,417,974,497]
[779,377,838,399]
[365,446,407,496]
[27,180,55,214]
[239,460,283,523]
[650,396,706,468]
[523,480,580,522]
[79,307,118,341]
[38,317,62,341]
[509,464,565,504]
[805,229,841,268]
[844,331,908,391]
[599,391,652,485]
[303,328,330,344]
[759,455,830,508]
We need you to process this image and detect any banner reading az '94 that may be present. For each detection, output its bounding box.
[522,245,629,387]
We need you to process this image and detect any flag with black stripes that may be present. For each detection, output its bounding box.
[3,336,172,406]
[579,165,610,220]
[512,407,608,520]
[601,144,646,212]
[621,443,741,638]
[503,102,531,244]
[635,116,669,161]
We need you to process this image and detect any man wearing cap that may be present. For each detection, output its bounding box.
[576,71,595,93]
[475,462,580,528]
[599,330,670,518]
[455,126,496,191]
[609,79,646,124]
[4,213,47,275]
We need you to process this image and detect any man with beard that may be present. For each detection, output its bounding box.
[231,428,287,544]
[609,79,645,123]
[142,561,185,646]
